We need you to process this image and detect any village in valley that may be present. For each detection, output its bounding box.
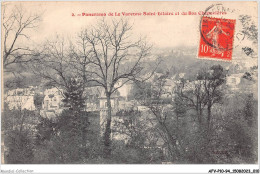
[2,2,258,164]
[3,47,257,160]
[4,47,258,118]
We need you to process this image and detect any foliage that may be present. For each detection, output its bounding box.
[209,93,258,163]
[35,117,57,146]
[62,78,85,112]
[239,15,258,44]
[34,110,90,163]
[5,129,34,164]
[128,81,152,102]
[2,108,39,164]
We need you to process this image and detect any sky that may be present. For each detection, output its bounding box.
[2,1,258,49]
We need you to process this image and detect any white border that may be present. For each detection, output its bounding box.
[1,164,259,174]
[0,0,259,174]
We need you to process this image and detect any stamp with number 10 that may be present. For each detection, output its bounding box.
[198,17,236,61]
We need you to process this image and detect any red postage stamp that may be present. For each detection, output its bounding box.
[198,17,236,61]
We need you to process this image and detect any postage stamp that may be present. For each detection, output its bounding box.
[198,16,236,61]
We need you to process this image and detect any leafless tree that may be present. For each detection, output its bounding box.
[2,4,42,70]
[197,65,226,130]
[32,35,88,94]
[32,37,72,90]
[133,72,183,162]
[75,19,152,157]
[175,65,226,130]
[175,79,207,125]
[148,75,183,161]
[32,18,156,158]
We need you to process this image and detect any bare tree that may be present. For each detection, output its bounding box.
[133,73,183,162]
[175,79,207,125]
[32,18,155,158]
[2,4,41,70]
[32,36,84,91]
[175,65,226,130]
[76,19,152,157]
[197,65,226,130]
[31,37,91,159]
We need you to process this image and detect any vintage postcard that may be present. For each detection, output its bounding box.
[1,1,258,173]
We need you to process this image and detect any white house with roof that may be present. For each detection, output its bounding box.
[42,88,64,110]
[41,88,64,118]
[5,87,37,110]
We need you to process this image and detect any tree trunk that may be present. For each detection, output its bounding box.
[19,110,26,134]
[207,104,211,130]
[161,123,180,161]
[199,102,203,124]
[103,94,112,158]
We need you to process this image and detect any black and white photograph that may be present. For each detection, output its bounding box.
[1,1,258,172]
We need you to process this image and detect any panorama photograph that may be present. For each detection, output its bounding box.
[1,1,258,164]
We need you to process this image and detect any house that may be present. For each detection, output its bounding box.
[226,73,244,91]
[42,88,63,110]
[5,87,36,110]
[99,80,134,112]
[6,95,35,110]
[41,88,64,118]
[162,79,176,98]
